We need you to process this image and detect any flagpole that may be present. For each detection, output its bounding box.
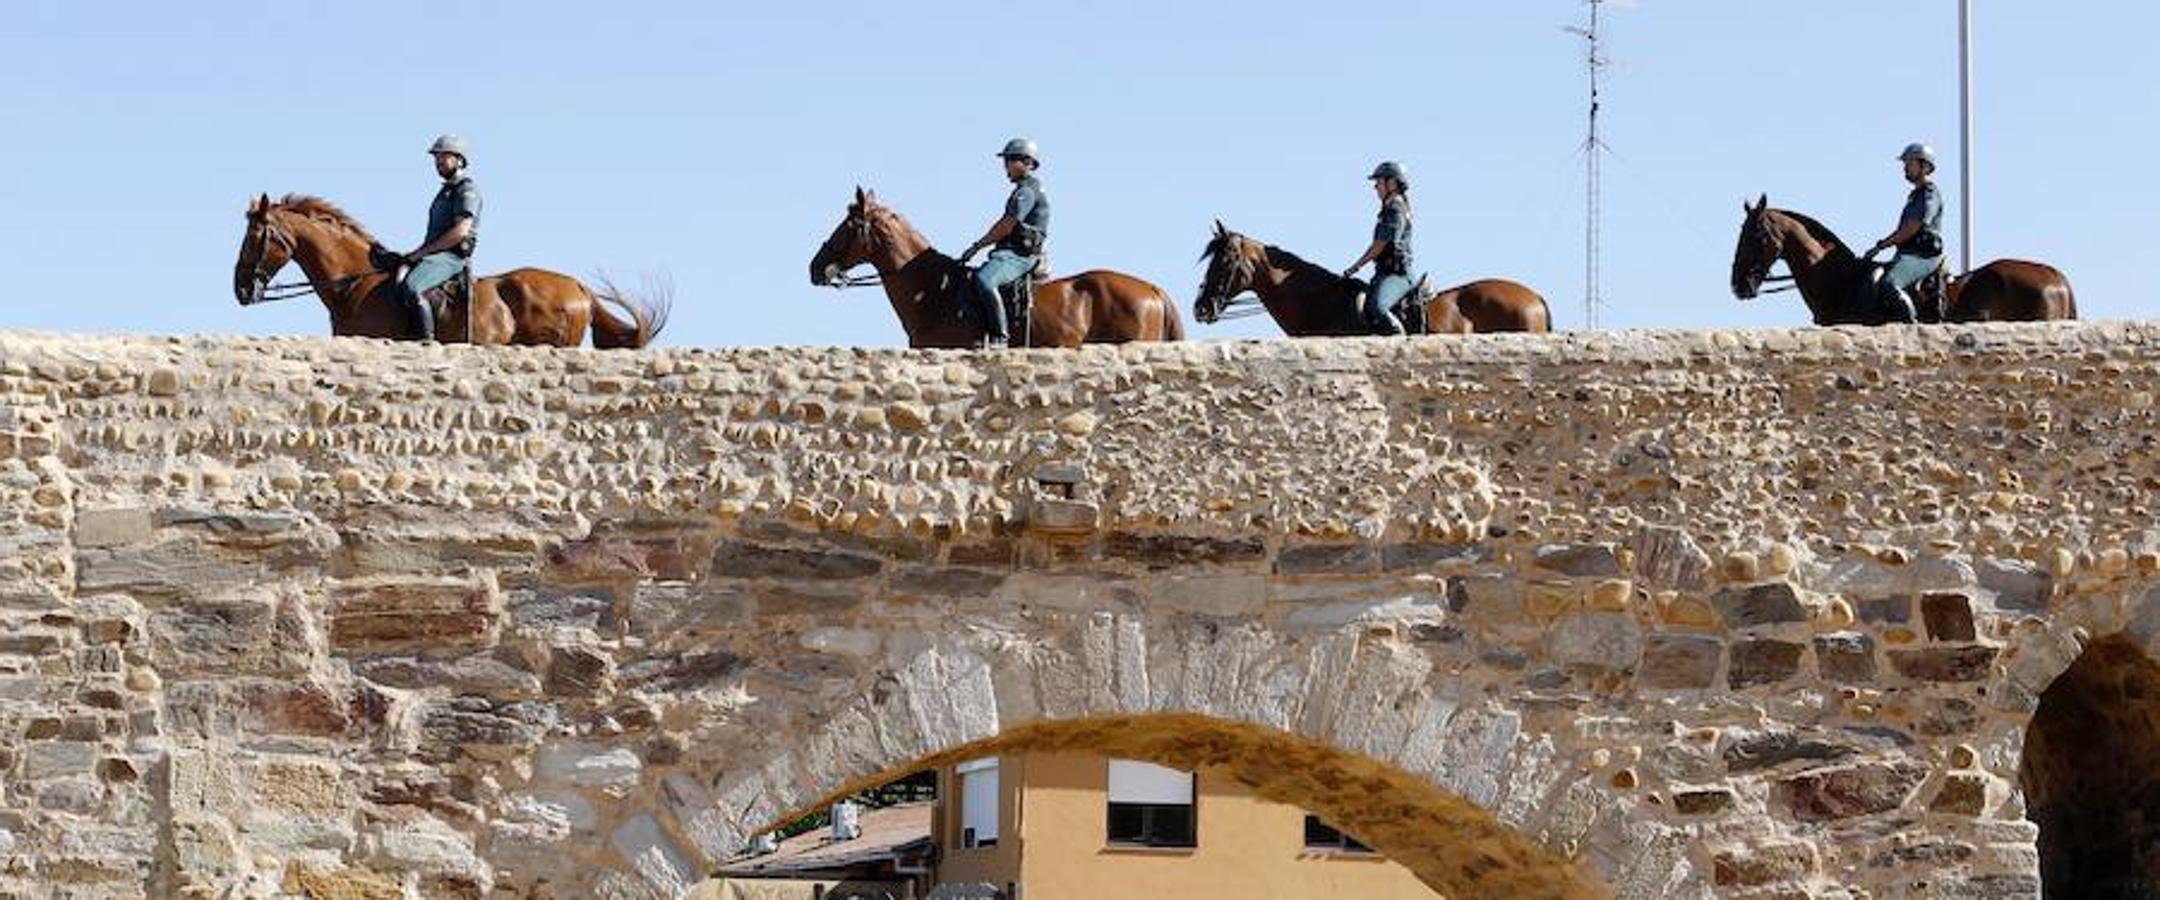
[1958,0,1974,274]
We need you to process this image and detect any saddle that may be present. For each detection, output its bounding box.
[1857,259,1949,324]
[375,245,475,333]
[1389,275,1441,336]
[1001,267,1040,346]
[956,254,1048,346]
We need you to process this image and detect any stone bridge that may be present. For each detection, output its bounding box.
[3,324,2159,899]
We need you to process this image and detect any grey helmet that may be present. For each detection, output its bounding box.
[1898,143,1936,168]
[997,137,1040,166]
[428,134,469,162]
[1368,161,1409,185]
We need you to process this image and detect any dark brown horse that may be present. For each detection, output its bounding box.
[1730,195,2075,324]
[233,193,670,347]
[808,188,1182,348]
[1194,222,1550,336]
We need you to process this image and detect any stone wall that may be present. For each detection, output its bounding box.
[2,324,2158,899]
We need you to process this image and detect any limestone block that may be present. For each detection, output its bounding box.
[535,740,643,796]
[1543,612,1643,672]
[1533,543,1623,577]
[709,540,881,581]
[1778,761,1927,822]
[1711,582,1808,629]
[1888,645,2000,682]
[1814,632,1878,683]
[1728,639,1805,689]
[1638,635,1723,690]
[330,577,501,654]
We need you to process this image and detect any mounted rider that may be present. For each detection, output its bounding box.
[958,138,1050,350]
[1342,161,1412,336]
[390,135,483,341]
[1864,143,1944,324]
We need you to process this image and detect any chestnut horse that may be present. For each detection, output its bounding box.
[232,193,670,347]
[1730,195,2075,324]
[808,188,1181,348]
[1194,222,1550,336]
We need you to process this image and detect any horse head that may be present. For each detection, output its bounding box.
[810,187,886,287]
[1195,220,1259,324]
[1731,194,1782,301]
[234,193,294,306]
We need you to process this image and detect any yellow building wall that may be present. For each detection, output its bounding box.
[934,756,1024,891]
[1010,753,1437,900]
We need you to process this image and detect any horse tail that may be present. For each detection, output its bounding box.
[1536,294,1555,332]
[587,272,674,350]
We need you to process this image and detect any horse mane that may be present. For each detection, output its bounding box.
[858,200,944,262]
[1200,231,1338,281]
[272,194,377,244]
[1770,208,1850,254]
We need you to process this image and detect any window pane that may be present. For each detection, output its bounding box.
[1106,803,1147,844]
[1151,804,1197,848]
[1304,815,1342,848]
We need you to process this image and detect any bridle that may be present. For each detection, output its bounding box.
[239,212,387,305]
[818,211,888,290]
[1737,217,1800,298]
[1197,236,1269,322]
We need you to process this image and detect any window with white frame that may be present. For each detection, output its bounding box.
[1106,759,1196,848]
[1303,814,1373,853]
[957,758,999,849]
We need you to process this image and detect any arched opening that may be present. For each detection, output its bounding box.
[732,714,1609,900]
[2021,635,2160,897]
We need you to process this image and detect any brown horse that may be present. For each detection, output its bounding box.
[233,193,670,347]
[1730,195,2075,324]
[808,188,1182,348]
[1194,222,1550,336]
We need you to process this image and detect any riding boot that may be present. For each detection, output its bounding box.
[1876,281,1917,324]
[1395,299,1426,335]
[972,286,1008,348]
[402,286,438,341]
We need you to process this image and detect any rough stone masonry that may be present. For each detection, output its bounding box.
[2,323,2159,899]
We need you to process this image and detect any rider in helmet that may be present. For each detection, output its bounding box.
[958,138,1050,349]
[1864,143,1944,324]
[1342,161,1411,336]
[394,135,483,341]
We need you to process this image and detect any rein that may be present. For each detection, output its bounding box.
[1204,294,1272,321]
[1757,273,1799,295]
[244,216,388,305]
[822,272,884,289]
[252,270,384,304]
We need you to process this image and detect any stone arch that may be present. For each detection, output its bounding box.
[625,623,1706,900]
[2019,632,2160,897]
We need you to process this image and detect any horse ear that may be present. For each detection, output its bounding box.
[1213,219,1226,237]
[1754,194,1768,212]
[853,185,867,205]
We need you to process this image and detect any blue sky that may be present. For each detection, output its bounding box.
[2,1,2151,347]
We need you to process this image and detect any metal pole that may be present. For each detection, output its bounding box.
[1585,0,1604,331]
[1958,0,1974,274]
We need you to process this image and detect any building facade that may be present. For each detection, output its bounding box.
[930,754,1436,900]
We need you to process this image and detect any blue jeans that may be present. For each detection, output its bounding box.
[400,252,466,339]
[971,249,1036,344]
[1365,272,1410,336]
[1886,252,1943,292]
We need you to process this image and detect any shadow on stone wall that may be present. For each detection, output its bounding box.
[2021,636,2160,899]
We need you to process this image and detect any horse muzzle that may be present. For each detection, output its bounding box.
[811,262,841,288]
